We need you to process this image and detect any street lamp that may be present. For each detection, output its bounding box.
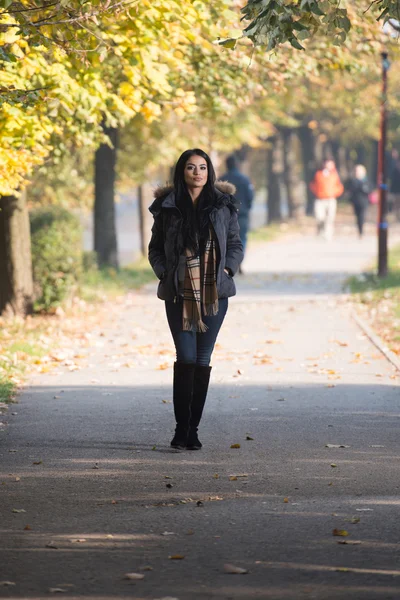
[377,50,390,278]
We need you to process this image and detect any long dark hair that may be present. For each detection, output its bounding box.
[173,149,216,253]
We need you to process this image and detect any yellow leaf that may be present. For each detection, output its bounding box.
[333,529,349,537]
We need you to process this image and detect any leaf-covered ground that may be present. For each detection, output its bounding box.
[349,244,400,356]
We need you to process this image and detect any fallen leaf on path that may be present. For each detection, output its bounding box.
[350,517,360,524]
[224,564,249,574]
[12,508,26,513]
[333,529,349,537]
[162,399,172,404]
[356,508,373,512]
[229,476,238,481]
[330,464,337,468]
[48,588,67,593]
[14,477,20,482]
[338,540,361,545]
[157,363,170,370]
[0,582,16,587]
[46,542,59,549]
[32,460,42,465]
[246,435,254,441]
[169,555,185,560]
[24,524,31,530]
[325,444,350,449]
[230,444,241,449]
[333,340,349,347]
[141,566,153,571]
[161,531,175,536]
[213,474,219,479]
[124,573,145,580]
[283,497,289,503]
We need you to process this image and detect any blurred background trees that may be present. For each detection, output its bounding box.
[1,0,400,315]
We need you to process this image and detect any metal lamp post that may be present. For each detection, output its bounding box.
[377,51,390,278]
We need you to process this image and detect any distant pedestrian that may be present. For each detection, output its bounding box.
[346,165,370,237]
[221,155,254,259]
[389,149,400,221]
[309,158,344,240]
[148,149,243,450]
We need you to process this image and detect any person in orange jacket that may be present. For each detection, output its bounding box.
[309,159,344,240]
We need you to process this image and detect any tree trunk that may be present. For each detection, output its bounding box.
[138,183,153,257]
[281,128,298,219]
[299,125,317,216]
[266,137,282,223]
[94,126,119,268]
[0,193,33,317]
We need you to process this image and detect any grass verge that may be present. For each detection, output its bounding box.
[79,257,155,302]
[349,244,400,356]
[248,221,292,244]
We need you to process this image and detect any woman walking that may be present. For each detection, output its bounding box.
[346,164,370,237]
[148,149,243,450]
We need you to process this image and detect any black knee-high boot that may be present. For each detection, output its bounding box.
[186,365,212,450]
[170,362,196,449]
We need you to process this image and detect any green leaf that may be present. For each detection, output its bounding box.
[219,38,238,49]
[289,36,305,50]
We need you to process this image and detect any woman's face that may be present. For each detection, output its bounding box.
[184,154,208,189]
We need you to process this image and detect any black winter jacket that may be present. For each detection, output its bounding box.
[148,182,244,301]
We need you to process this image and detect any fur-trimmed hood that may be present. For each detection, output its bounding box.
[150,180,237,215]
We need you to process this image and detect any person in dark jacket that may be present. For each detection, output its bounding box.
[148,148,243,450]
[346,164,370,237]
[220,154,254,256]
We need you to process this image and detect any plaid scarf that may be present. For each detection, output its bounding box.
[183,228,219,332]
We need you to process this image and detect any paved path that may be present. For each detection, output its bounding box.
[1,223,400,600]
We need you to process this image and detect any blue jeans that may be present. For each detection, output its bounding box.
[165,298,228,366]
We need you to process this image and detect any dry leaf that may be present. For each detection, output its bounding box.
[333,529,349,537]
[330,464,337,468]
[283,497,289,503]
[161,531,175,536]
[124,573,145,580]
[246,435,254,441]
[32,460,42,465]
[12,508,26,513]
[0,582,16,587]
[157,363,170,370]
[325,444,350,449]
[213,474,219,479]
[230,444,241,449]
[338,540,361,545]
[48,589,67,594]
[24,524,32,530]
[224,564,249,574]
[46,542,59,549]
[169,555,185,560]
